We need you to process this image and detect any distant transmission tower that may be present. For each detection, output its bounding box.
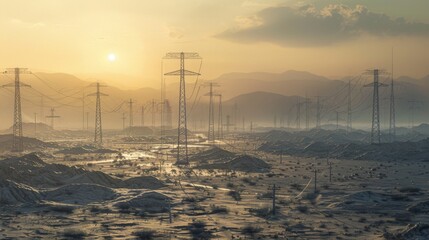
[128,99,134,128]
[296,97,301,129]
[347,80,352,132]
[88,82,108,146]
[365,69,387,144]
[46,108,60,130]
[164,52,201,164]
[2,68,31,152]
[305,95,310,130]
[216,94,223,140]
[203,82,219,143]
[164,100,173,129]
[122,112,127,130]
[141,105,145,127]
[389,49,396,142]
[315,96,321,129]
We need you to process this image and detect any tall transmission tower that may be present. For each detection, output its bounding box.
[203,82,219,143]
[233,102,238,132]
[347,80,352,132]
[305,96,310,130]
[2,68,31,152]
[164,100,173,129]
[122,112,127,131]
[46,108,60,130]
[141,105,145,127]
[389,49,396,142]
[128,99,134,128]
[164,52,201,164]
[88,82,108,146]
[365,69,387,144]
[315,96,321,129]
[215,94,223,140]
[296,97,301,129]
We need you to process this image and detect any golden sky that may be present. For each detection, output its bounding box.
[1,0,429,89]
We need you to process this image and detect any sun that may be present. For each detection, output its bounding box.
[108,53,116,62]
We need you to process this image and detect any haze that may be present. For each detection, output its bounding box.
[1,0,429,89]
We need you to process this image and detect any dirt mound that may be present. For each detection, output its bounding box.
[0,179,41,204]
[189,147,236,163]
[122,176,165,189]
[56,145,118,155]
[198,154,271,173]
[385,223,429,240]
[0,154,164,190]
[329,191,402,212]
[43,183,117,204]
[114,191,171,213]
[0,134,56,152]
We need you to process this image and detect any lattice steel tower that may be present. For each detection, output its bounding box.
[203,82,219,143]
[164,52,201,164]
[365,69,387,144]
[347,80,352,132]
[46,108,60,130]
[3,68,31,152]
[389,50,396,142]
[88,82,108,146]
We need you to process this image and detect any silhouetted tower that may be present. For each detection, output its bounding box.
[203,82,219,143]
[233,102,238,132]
[164,100,173,129]
[250,121,253,133]
[305,96,310,130]
[335,111,339,130]
[347,80,352,132]
[225,115,232,133]
[315,96,321,129]
[164,52,201,164]
[296,97,301,129]
[128,99,134,128]
[389,49,396,142]
[88,82,108,146]
[150,99,157,129]
[365,69,387,144]
[141,105,145,127]
[215,94,223,140]
[3,68,31,152]
[122,112,127,130]
[46,108,60,130]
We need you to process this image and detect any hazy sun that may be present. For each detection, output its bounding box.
[108,53,116,62]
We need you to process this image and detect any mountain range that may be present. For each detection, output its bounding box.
[0,70,428,130]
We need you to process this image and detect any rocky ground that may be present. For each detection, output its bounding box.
[0,130,428,239]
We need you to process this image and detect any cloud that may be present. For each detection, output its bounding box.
[217,4,429,47]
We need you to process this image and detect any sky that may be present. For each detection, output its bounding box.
[1,0,429,89]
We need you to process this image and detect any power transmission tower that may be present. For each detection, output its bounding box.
[233,102,238,132]
[364,69,387,144]
[88,82,108,146]
[225,115,234,133]
[315,96,321,129]
[122,112,127,131]
[164,100,173,129]
[128,99,134,128]
[2,68,31,152]
[203,82,219,143]
[389,49,396,142]
[216,94,223,140]
[305,96,310,130]
[141,105,145,127]
[164,52,201,164]
[296,97,301,129]
[46,108,60,130]
[151,99,157,129]
[347,80,352,132]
